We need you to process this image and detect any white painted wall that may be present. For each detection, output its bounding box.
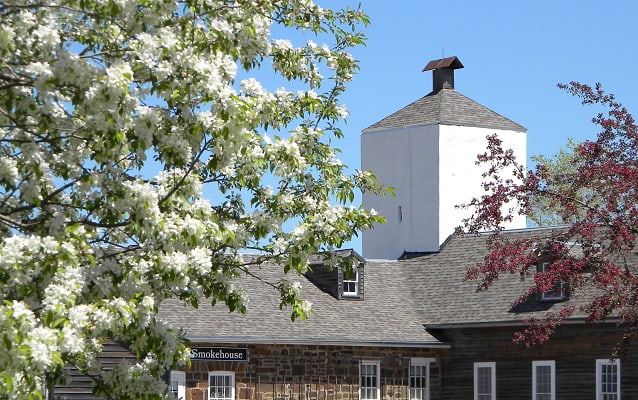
[361,124,526,260]
[362,124,440,260]
[437,125,526,245]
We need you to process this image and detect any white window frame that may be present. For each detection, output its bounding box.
[209,371,235,400]
[40,377,49,400]
[343,268,359,297]
[532,361,555,400]
[540,262,565,301]
[596,359,621,400]
[360,361,380,400]
[170,371,186,400]
[410,358,434,400]
[473,362,495,400]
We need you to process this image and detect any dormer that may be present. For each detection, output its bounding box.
[532,238,585,302]
[305,249,365,300]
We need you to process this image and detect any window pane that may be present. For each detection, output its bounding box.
[600,364,618,399]
[477,367,492,395]
[540,263,564,300]
[343,269,359,295]
[344,269,356,280]
[361,363,378,400]
[535,365,551,394]
[533,362,555,400]
[543,282,564,300]
[209,373,233,400]
[410,363,428,400]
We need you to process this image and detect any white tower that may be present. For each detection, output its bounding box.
[361,56,527,260]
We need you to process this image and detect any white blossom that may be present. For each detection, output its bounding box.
[300,299,313,314]
[0,1,376,397]
[0,157,19,185]
[274,39,294,51]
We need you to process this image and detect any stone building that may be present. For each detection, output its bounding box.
[59,57,637,400]
[160,249,446,400]
[157,57,636,400]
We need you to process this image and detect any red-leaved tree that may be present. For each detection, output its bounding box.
[462,82,638,357]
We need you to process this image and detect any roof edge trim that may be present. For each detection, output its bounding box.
[424,316,612,330]
[363,121,527,135]
[362,122,440,134]
[186,337,450,348]
[361,258,399,263]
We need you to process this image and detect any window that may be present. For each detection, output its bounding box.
[474,362,495,400]
[532,361,555,400]
[209,372,235,400]
[343,267,359,297]
[596,359,620,400]
[170,371,186,400]
[410,358,434,400]
[539,263,565,300]
[40,377,49,400]
[360,361,380,400]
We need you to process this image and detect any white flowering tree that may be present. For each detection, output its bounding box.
[0,0,382,398]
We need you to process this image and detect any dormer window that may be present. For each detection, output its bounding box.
[339,259,363,300]
[305,249,364,300]
[539,262,565,301]
[343,268,359,297]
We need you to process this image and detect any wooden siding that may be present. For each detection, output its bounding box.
[53,342,136,400]
[304,264,340,298]
[435,324,637,400]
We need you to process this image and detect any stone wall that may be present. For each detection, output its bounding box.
[180,343,442,400]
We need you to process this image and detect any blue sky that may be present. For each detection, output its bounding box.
[342,0,638,160]
[321,0,638,250]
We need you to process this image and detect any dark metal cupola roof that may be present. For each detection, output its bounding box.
[422,56,464,93]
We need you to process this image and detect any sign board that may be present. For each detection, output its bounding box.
[189,347,248,362]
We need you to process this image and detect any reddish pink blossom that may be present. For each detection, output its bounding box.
[462,82,638,356]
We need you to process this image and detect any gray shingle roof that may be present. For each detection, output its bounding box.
[399,227,591,328]
[159,257,442,346]
[159,227,603,344]
[363,89,526,132]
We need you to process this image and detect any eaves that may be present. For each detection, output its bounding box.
[186,336,451,349]
[424,316,607,330]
